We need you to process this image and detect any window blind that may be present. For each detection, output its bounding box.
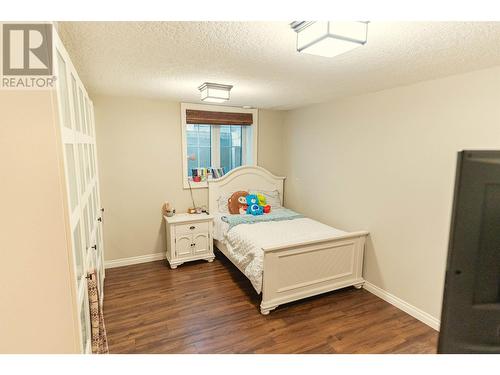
[186,109,253,126]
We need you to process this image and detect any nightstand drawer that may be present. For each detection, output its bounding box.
[175,221,209,236]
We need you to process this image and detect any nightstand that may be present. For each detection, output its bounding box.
[164,213,214,269]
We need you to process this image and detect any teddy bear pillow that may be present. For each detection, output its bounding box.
[227,191,248,215]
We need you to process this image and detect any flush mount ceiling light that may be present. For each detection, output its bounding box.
[290,21,369,58]
[198,82,233,103]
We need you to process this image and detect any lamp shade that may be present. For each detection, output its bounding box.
[198,82,233,103]
[292,21,368,58]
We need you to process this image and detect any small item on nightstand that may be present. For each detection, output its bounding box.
[187,207,197,214]
[162,202,176,217]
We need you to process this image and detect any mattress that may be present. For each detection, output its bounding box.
[213,209,347,294]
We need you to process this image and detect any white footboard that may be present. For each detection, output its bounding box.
[260,231,368,314]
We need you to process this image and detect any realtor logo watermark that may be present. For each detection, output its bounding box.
[1,23,56,89]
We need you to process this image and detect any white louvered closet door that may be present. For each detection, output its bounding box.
[54,31,105,354]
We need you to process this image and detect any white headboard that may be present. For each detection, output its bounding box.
[208,166,286,213]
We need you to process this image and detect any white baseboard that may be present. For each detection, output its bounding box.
[363,281,440,331]
[105,252,165,269]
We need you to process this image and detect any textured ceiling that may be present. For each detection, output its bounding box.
[58,21,500,110]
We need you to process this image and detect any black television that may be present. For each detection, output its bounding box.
[438,150,500,353]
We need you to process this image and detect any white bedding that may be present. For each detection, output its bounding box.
[213,210,347,294]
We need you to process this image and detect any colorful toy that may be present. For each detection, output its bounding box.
[243,194,272,215]
[228,191,248,215]
[246,194,264,215]
[246,194,258,206]
[238,196,248,215]
[257,193,267,207]
[248,203,264,215]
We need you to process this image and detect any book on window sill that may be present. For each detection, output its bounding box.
[191,167,225,180]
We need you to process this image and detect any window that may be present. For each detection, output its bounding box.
[187,124,211,176]
[182,103,258,188]
[220,125,242,173]
[186,124,249,176]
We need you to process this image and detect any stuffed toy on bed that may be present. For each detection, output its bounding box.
[245,194,263,215]
[257,193,266,206]
[256,193,271,214]
[228,191,248,215]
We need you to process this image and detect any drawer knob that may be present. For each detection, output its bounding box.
[190,243,195,247]
[189,226,195,230]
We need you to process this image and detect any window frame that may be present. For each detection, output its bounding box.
[181,103,258,189]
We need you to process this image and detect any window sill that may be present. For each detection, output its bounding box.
[183,179,209,189]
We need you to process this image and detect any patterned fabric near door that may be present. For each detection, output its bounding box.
[87,270,109,354]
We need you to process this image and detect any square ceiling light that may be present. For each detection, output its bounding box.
[291,21,368,58]
[198,82,233,103]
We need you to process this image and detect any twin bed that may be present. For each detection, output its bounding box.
[208,166,369,315]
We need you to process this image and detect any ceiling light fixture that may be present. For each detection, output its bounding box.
[290,21,369,58]
[198,82,233,103]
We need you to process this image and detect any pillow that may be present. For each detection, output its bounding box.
[249,189,282,208]
[217,192,232,213]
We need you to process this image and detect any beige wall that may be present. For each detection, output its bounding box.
[0,90,78,353]
[282,66,500,320]
[257,109,285,176]
[93,95,285,261]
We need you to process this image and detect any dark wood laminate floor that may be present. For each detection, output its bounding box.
[103,252,438,354]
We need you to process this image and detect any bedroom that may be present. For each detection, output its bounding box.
[1,0,500,368]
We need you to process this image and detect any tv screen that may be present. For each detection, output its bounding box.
[438,150,500,353]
